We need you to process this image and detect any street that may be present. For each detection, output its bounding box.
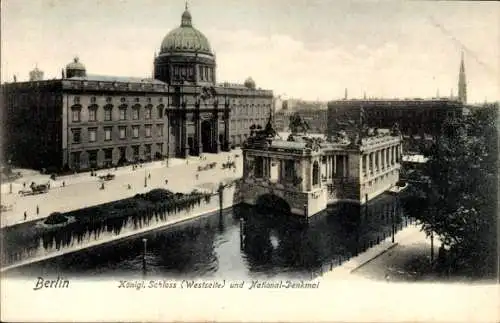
[0,150,243,228]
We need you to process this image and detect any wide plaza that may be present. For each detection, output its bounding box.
[0,149,243,228]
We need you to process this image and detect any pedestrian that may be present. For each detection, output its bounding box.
[23,182,26,188]
[128,184,131,190]
[165,179,169,185]
[148,173,151,179]
[24,211,27,221]
[101,182,105,190]
[62,181,65,187]
[36,205,39,215]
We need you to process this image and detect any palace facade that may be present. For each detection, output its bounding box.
[1,5,273,172]
[240,119,403,218]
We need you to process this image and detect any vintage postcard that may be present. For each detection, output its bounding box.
[1,0,498,322]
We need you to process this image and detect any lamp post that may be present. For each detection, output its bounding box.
[142,238,148,276]
[391,203,395,243]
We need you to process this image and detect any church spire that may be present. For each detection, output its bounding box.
[458,51,467,104]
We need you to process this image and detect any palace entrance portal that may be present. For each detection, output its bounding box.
[201,120,213,153]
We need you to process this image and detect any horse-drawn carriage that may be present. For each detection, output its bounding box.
[221,161,236,170]
[99,173,116,181]
[197,162,217,172]
[19,182,49,196]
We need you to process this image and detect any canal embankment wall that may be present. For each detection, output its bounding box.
[1,182,243,272]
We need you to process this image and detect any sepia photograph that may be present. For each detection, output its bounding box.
[1,0,498,322]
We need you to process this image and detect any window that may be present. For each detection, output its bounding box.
[284,160,295,181]
[132,126,139,138]
[157,105,164,119]
[88,150,98,167]
[119,126,127,139]
[71,152,81,169]
[104,106,112,121]
[156,124,163,137]
[72,128,81,144]
[145,125,152,137]
[104,148,113,160]
[119,106,127,120]
[88,106,97,122]
[144,106,152,119]
[254,156,264,178]
[312,161,320,186]
[88,128,97,142]
[72,107,81,122]
[104,127,112,141]
[144,144,152,160]
[132,106,140,120]
[132,145,140,158]
[156,143,163,156]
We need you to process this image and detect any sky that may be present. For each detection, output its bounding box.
[2,0,499,103]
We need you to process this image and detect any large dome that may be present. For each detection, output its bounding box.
[160,6,212,55]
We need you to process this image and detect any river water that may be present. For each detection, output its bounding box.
[6,193,409,280]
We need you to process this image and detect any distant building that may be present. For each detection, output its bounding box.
[1,5,273,172]
[29,66,44,81]
[327,54,470,153]
[274,99,327,133]
[327,98,467,153]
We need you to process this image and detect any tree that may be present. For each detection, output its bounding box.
[411,111,497,277]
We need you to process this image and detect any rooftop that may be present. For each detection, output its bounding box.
[67,74,167,85]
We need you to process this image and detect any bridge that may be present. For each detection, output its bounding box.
[240,124,403,219]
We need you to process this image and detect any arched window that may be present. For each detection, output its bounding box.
[71,105,82,122]
[144,104,152,119]
[118,104,127,120]
[132,104,140,120]
[104,104,113,121]
[312,161,320,186]
[157,104,165,119]
[88,104,98,122]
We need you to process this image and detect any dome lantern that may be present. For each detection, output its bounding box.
[66,57,86,78]
[181,1,192,27]
[244,77,256,90]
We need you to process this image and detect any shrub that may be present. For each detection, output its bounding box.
[44,212,68,225]
[113,199,138,210]
[143,189,175,203]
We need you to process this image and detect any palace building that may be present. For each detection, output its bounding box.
[240,117,403,218]
[1,4,273,172]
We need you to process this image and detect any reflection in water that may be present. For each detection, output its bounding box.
[5,193,409,279]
